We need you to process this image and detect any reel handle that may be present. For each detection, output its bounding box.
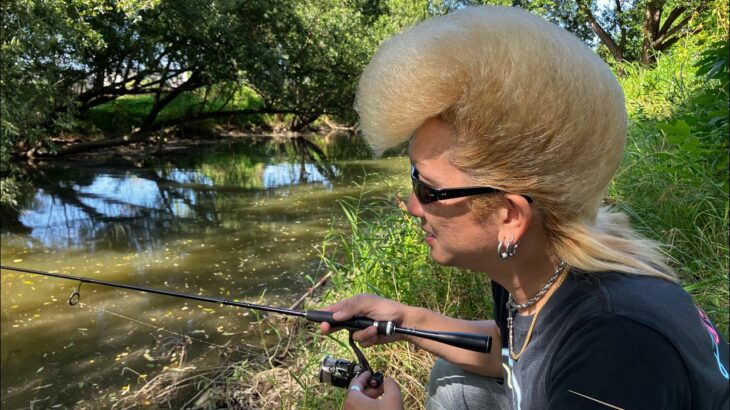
[367,371,384,389]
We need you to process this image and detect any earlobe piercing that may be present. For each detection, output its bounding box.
[497,236,519,259]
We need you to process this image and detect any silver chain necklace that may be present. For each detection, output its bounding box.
[506,261,566,312]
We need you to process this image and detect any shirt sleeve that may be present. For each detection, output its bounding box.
[546,314,691,409]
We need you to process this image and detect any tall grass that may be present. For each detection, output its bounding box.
[612,38,729,336]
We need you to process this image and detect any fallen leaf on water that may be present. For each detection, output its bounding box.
[32,383,53,390]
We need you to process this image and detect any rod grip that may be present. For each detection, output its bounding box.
[398,328,492,354]
[305,310,375,330]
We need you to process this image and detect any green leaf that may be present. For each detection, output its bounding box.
[658,120,691,144]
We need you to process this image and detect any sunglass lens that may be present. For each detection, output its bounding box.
[414,182,432,204]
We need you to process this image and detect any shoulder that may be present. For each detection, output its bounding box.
[545,271,730,408]
[556,271,698,336]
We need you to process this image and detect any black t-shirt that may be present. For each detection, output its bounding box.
[492,270,729,409]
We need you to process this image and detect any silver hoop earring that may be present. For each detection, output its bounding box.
[497,236,519,259]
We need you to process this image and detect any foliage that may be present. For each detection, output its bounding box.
[82,87,264,136]
[503,0,712,64]
[610,34,728,334]
[458,0,712,65]
[0,0,422,157]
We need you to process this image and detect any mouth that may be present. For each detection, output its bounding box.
[423,226,435,239]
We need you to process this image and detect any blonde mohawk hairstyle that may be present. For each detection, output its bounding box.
[355,6,676,281]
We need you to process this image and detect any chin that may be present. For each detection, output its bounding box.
[429,251,457,267]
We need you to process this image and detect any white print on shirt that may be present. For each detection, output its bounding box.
[502,348,523,410]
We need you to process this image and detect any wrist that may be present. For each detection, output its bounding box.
[399,306,433,338]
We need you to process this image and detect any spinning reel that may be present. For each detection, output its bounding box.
[319,329,384,389]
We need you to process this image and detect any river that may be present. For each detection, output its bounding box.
[0,134,409,409]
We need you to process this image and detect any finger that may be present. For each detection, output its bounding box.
[344,390,375,410]
[319,298,351,313]
[332,294,373,321]
[381,377,403,403]
[358,336,379,348]
[346,370,369,397]
[351,326,378,343]
[319,321,332,335]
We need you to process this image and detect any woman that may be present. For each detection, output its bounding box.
[321,6,729,410]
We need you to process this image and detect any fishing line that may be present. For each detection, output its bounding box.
[76,301,257,355]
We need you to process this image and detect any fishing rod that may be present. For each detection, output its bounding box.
[0,265,491,389]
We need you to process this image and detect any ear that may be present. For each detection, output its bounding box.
[496,194,533,243]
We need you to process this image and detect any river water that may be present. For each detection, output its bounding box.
[0,134,408,409]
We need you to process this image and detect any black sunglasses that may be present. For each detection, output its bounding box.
[410,165,533,204]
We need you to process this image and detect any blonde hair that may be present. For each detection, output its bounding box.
[355,6,676,281]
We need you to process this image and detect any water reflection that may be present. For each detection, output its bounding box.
[1,134,408,409]
[12,137,356,250]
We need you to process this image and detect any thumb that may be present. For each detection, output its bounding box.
[381,377,404,408]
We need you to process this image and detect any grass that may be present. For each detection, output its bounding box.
[612,38,729,334]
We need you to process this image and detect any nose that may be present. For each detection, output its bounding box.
[406,192,425,218]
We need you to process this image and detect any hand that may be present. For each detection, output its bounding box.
[319,294,409,347]
[345,371,403,410]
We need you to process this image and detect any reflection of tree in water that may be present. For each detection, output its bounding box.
[290,136,336,183]
[1,135,351,249]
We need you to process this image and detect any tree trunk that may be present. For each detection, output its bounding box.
[288,113,320,132]
[641,0,664,65]
[576,0,624,62]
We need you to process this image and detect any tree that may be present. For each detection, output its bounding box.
[514,0,707,64]
[0,0,410,157]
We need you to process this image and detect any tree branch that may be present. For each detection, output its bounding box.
[576,0,624,61]
[657,6,687,37]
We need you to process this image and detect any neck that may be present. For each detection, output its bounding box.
[491,250,564,316]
